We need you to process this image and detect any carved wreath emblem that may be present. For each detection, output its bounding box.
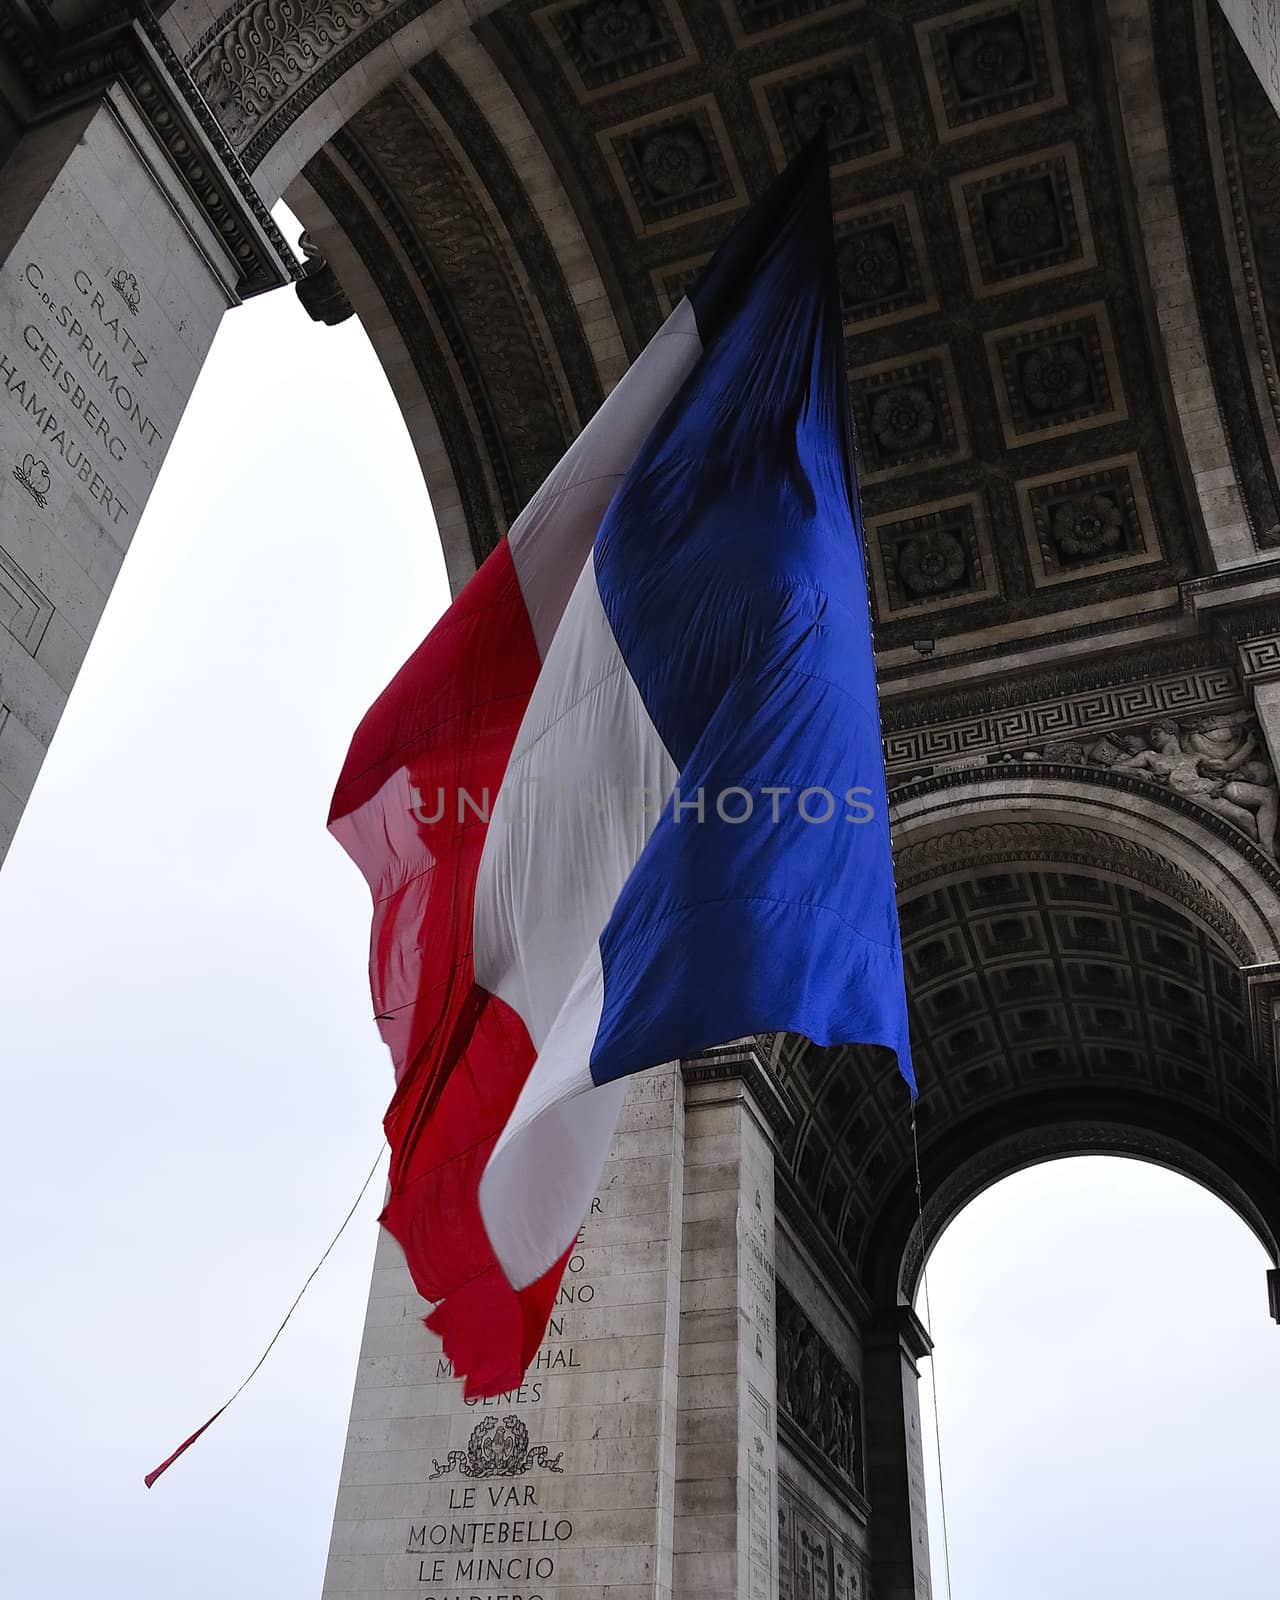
[429,1415,564,1480]
[13,453,50,507]
[110,269,140,315]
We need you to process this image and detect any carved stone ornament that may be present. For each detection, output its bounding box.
[788,73,865,146]
[13,453,50,508]
[870,384,936,454]
[950,16,1032,101]
[638,124,711,199]
[896,527,966,596]
[429,1414,565,1479]
[189,0,401,149]
[1020,338,1090,412]
[110,268,140,316]
[1050,490,1124,560]
[837,225,904,305]
[776,1283,862,1491]
[295,231,355,325]
[577,0,662,64]
[1024,710,1279,855]
[0,5,297,297]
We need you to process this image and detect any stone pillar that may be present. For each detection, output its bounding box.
[674,1048,785,1600]
[862,1308,933,1600]
[1249,678,1280,775]
[322,1065,685,1600]
[0,13,294,858]
[1218,0,1280,116]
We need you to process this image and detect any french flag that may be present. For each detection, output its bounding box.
[329,139,913,1398]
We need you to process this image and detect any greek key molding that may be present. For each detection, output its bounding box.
[884,665,1241,772]
[1240,634,1280,681]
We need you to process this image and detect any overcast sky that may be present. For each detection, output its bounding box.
[0,207,1277,1600]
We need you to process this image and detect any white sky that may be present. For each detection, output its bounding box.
[0,209,1278,1599]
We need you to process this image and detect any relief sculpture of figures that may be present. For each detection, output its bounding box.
[1108,716,1278,855]
[1041,713,1279,856]
[776,1285,863,1492]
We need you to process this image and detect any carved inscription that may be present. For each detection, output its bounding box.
[739,1188,775,1340]
[1,259,165,531]
[748,1432,772,1600]
[779,1479,868,1600]
[410,1195,606,1599]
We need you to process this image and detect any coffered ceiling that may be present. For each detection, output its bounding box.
[291,0,1280,657]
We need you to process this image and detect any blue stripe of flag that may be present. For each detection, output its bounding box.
[588,140,915,1096]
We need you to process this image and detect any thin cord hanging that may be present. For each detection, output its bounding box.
[911,1103,954,1600]
[145,1141,388,1488]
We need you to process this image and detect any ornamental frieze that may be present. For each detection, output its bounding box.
[189,0,402,148]
[890,713,1278,858]
[1027,712,1277,855]
[776,1283,863,1494]
[881,649,1242,774]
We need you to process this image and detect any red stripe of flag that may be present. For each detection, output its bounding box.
[330,538,563,1395]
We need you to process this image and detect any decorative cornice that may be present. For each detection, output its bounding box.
[882,644,1240,774]
[881,634,1230,735]
[183,0,445,172]
[188,0,401,150]
[0,3,298,298]
[681,1039,796,1142]
[1212,6,1280,450]
[1242,960,1280,1075]
[1180,559,1280,614]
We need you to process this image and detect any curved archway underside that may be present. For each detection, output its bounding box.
[163,0,1280,1312]
[235,0,1280,1300]
[261,0,1280,615]
[773,856,1280,1313]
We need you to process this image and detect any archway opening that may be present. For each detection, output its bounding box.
[916,1156,1280,1600]
[0,210,448,1598]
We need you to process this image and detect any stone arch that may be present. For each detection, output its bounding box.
[826,766,1280,1312]
[160,0,502,200]
[893,1118,1280,1310]
[888,761,1280,961]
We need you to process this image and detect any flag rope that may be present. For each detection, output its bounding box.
[838,174,954,1598]
[910,1103,955,1600]
[144,1140,388,1488]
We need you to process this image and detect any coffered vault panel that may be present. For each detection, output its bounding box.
[772,861,1280,1299]
[297,0,1216,650]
